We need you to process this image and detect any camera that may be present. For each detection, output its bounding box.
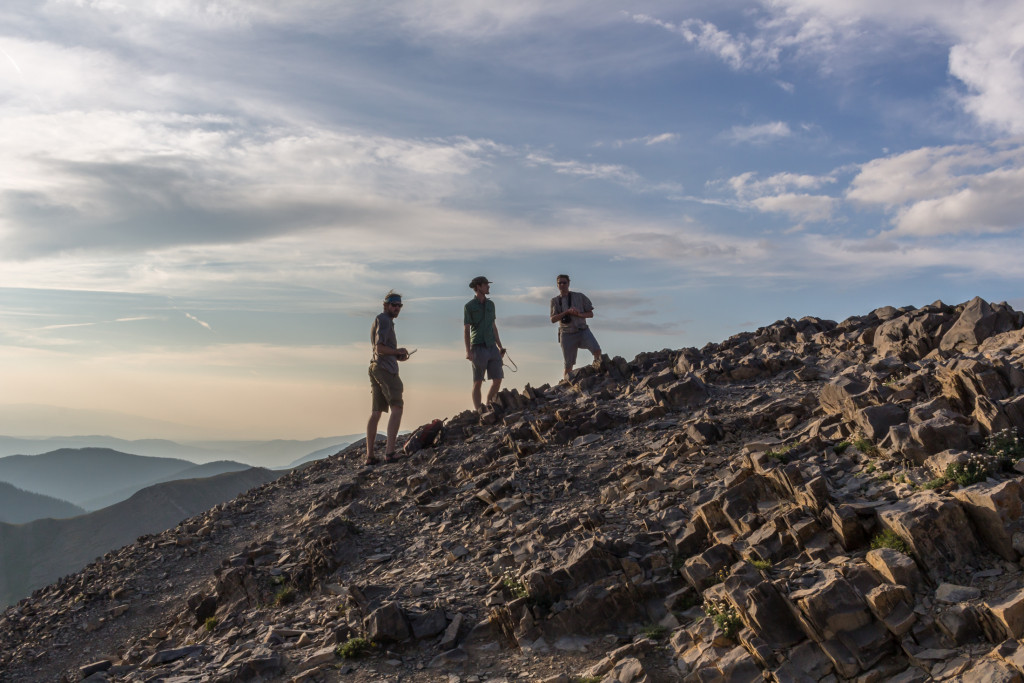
[561,315,572,324]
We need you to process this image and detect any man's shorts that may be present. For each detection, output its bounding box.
[559,328,601,369]
[369,363,404,412]
[471,344,504,382]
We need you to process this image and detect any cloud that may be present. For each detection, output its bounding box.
[185,313,212,331]
[631,14,779,70]
[0,110,506,257]
[725,121,793,145]
[750,193,837,223]
[524,152,642,186]
[608,132,680,148]
[847,142,1024,235]
[728,171,837,199]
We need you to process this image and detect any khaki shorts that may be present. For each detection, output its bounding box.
[471,345,504,382]
[369,363,403,412]
[559,328,601,369]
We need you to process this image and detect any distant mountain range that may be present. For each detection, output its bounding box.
[0,467,284,607]
[0,448,251,512]
[0,483,84,524]
[0,434,360,468]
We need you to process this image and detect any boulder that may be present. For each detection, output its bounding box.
[952,480,1024,562]
[877,493,983,582]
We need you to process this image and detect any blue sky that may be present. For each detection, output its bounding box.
[1,1,1023,440]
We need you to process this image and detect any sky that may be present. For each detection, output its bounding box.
[1,0,1023,441]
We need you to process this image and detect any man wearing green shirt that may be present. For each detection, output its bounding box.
[464,276,504,411]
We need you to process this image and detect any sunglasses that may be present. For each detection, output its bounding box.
[390,302,403,307]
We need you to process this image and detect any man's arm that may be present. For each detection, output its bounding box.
[549,298,562,324]
[376,343,409,359]
[464,324,473,360]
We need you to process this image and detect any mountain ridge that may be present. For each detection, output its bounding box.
[4,296,1024,681]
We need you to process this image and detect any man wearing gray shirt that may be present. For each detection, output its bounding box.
[549,274,602,380]
[366,290,410,465]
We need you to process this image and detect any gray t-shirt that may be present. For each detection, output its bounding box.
[550,291,593,332]
[371,312,399,374]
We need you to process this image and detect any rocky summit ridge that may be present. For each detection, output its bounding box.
[5,296,1024,682]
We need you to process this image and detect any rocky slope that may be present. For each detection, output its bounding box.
[4,296,1024,682]
[0,468,282,608]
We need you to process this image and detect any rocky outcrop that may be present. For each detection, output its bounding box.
[3,296,1024,682]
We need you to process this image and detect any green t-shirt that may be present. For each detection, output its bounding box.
[464,297,497,346]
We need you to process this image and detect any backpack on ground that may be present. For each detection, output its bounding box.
[403,418,445,455]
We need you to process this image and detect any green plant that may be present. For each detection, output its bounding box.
[274,586,296,607]
[833,441,851,454]
[706,568,729,587]
[870,529,909,554]
[766,443,796,463]
[985,428,1023,469]
[865,463,876,474]
[748,559,771,571]
[336,637,374,659]
[945,458,990,487]
[703,599,742,640]
[670,553,686,571]
[572,677,602,683]
[641,624,669,640]
[501,570,528,600]
[923,476,947,490]
[204,617,218,631]
[852,438,880,457]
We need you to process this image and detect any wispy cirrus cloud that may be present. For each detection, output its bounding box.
[185,313,212,331]
[630,14,779,70]
[725,121,793,145]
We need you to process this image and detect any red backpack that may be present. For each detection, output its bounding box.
[403,419,445,455]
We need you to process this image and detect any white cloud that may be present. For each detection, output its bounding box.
[185,312,212,331]
[847,142,1024,235]
[631,13,779,70]
[726,121,793,144]
[609,132,680,148]
[751,193,837,223]
[728,170,837,199]
[524,152,642,186]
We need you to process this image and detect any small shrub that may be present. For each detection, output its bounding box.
[707,568,729,586]
[501,570,528,600]
[853,438,880,457]
[670,553,686,571]
[748,559,771,571]
[703,599,742,640]
[833,441,851,454]
[946,459,990,487]
[986,428,1024,468]
[336,637,373,659]
[923,476,947,490]
[871,530,909,554]
[274,586,296,607]
[766,443,796,463]
[204,616,218,631]
[641,624,669,640]
[865,463,876,474]
[573,677,603,683]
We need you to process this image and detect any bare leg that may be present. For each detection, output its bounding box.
[563,366,572,380]
[385,407,403,455]
[486,378,503,406]
[366,411,382,463]
[472,381,483,411]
